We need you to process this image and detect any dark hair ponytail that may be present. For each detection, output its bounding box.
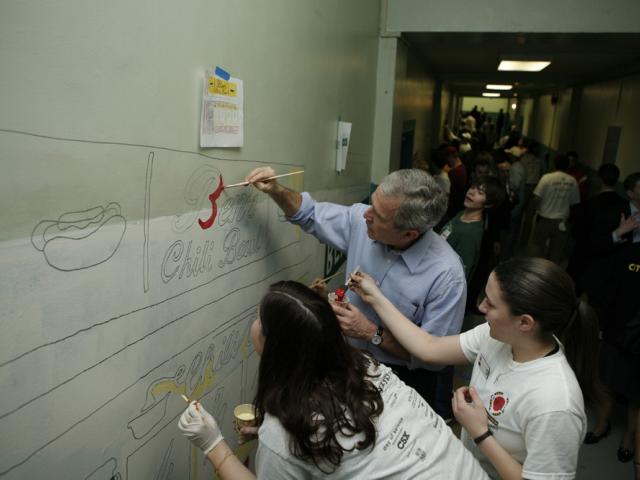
[493,258,602,406]
[558,298,602,405]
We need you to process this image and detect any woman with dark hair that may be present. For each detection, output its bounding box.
[350,257,601,480]
[178,281,489,479]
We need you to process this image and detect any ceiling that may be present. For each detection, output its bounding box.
[403,32,640,98]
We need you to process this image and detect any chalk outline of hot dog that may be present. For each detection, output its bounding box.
[31,202,127,271]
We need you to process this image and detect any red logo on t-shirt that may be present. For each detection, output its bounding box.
[490,392,509,416]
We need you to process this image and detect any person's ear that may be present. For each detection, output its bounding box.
[517,314,536,332]
[403,230,420,242]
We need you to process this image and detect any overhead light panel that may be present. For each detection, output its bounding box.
[486,84,513,90]
[498,60,550,72]
[482,92,500,97]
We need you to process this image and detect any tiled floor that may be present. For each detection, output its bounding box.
[578,406,635,479]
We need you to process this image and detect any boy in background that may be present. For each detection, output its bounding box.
[433,175,505,422]
[440,175,505,280]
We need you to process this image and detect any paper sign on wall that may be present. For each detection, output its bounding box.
[336,121,351,172]
[200,67,244,148]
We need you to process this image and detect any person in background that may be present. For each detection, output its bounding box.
[178,281,490,479]
[349,257,601,480]
[518,139,543,247]
[502,149,526,258]
[496,109,505,140]
[568,163,627,292]
[616,172,640,245]
[445,145,469,221]
[432,175,505,422]
[470,152,493,183]
[532,154,580,264]
[460,132,473,155]
[429,145,451,195]
[464,111,477,132]
[581,173,640,463]
[567,151,588,203]
[440,176,505,282]
[245,166,466,419]
[491,153,515,262]
[583,242,640,464]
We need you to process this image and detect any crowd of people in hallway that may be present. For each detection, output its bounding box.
[175,131,640,479]
[431,113,640,477]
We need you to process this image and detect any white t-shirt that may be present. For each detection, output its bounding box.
[533,171,580,220]
[459,323,587,480]
[255,362,489,479]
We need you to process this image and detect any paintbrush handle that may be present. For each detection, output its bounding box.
[319,269,345,284]
[225,170,305,188]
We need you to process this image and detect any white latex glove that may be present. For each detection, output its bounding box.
[178,402,223,454]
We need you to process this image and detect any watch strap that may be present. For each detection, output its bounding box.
[473,430,493,445]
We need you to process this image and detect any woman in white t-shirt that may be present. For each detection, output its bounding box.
[350,257,601,480]
[178,281,489,479]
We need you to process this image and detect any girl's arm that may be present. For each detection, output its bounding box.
[350,272,468,365]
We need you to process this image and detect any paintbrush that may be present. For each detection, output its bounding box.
[224,170,305,189]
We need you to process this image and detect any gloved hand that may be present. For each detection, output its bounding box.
[178,402,224,454]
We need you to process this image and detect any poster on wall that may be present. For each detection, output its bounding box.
[200,66,244,148]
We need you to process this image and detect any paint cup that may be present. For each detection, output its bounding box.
[327,291,349,306]
[233,403,257,444]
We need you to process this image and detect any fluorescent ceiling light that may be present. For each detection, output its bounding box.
[498,60,550,72]
[486,84,513,90]
[482,92,500,97]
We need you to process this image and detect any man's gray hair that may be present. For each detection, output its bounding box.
[378,169,447,233]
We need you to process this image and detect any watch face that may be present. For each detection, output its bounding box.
[371,335,382,346]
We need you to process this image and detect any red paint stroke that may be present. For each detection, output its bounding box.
[198,176,224,230]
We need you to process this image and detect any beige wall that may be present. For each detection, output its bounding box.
[389,41,436,171]
[526,73,640,179]
[530,89,572,152]
[573,73,640,177]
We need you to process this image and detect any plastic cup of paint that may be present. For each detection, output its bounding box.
[234,403,257,443]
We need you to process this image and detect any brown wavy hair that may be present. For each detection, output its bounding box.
[254,281,384,472]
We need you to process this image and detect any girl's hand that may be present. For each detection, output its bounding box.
[309,278,328,297]
[347,271,381,304]
[178,402,224,454]
[452,386,489,438]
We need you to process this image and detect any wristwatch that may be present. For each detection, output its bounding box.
[370,326,384,345]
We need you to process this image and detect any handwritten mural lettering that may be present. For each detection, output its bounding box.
[217,193,257,227]
[217,227,264,268]
[161,240,215,284]
[198,176,225,230]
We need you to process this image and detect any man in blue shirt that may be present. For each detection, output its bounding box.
[245,167,466,406]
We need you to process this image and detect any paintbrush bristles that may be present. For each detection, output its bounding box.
[224,170,305,189]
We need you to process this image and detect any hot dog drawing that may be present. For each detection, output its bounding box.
[31,202,126,271]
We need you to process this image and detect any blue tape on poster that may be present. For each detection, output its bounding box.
[215,66,230,81]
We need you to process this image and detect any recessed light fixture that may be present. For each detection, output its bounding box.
[498,60,550,72]
[482,92,500,97]
[486,84,513,90]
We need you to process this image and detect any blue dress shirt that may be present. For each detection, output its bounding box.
[289,193,467,370]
